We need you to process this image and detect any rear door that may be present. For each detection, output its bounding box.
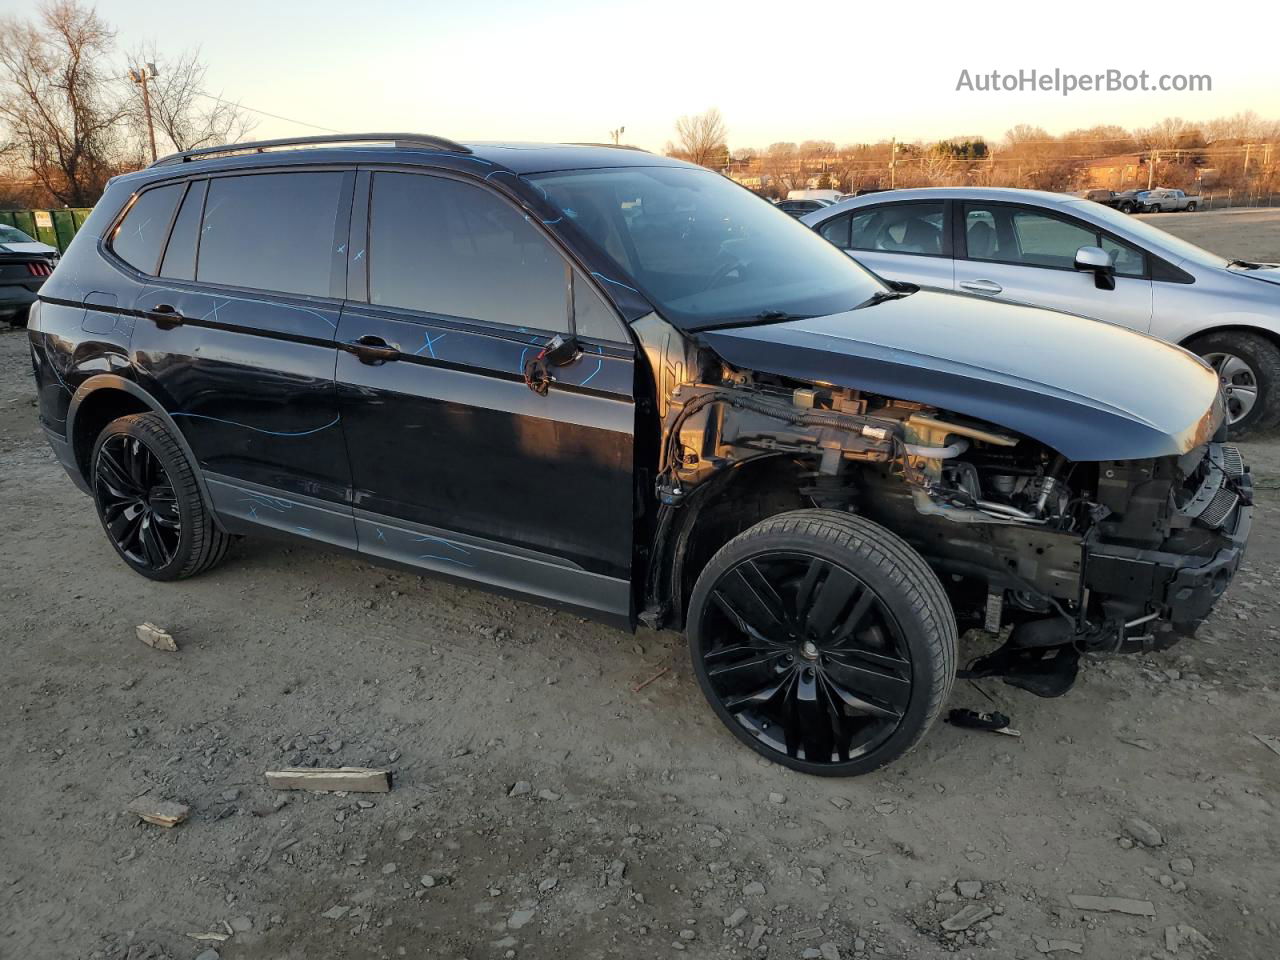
[335,169,636,620]
[952,201,1154,333]
[125,168,357,546]
[816,200,954,291]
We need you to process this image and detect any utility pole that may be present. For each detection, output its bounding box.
[889,138,896,189]
[609,126,625,145]
[1147,149,1158,189]
[130,62,160,163]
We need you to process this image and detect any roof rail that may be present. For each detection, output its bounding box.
[150,133,472,167]
[568,142,650,153]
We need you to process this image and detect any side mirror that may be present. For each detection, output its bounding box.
[1074,245,1116,291]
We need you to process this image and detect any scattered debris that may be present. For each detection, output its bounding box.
[631,665,670,693]
[941,904,993,931]
[125,797,190,828]
[829,796,851,810]
[507,908,535,929]
[320,904,349,920]
[1035,938,1084,955]
[1170,857,1195,876]
[185,932,229,943]
[1119,737,1156,751]
[946,708,1020,737]
[1122,817,1165,847]
[956,880,983,899]
[508,781,532,797]
[724,907,748,928]
[768,792,786,804]
[1165,924,1213,952]
[1253,733,1280,758]
[135,622,177,652]
[743,881,767,897]
[264,767,392,793]
[1067,894,1156,917]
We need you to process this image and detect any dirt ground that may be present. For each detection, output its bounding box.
[2,214,1279,960]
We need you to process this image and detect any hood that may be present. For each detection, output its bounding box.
[700,289,1222,461]
[1233,264,1280,288]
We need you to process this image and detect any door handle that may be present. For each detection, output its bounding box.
[347,334,400,365]
[148,303,187,327]
[959,279,1003,295]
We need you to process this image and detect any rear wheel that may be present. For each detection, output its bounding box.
[92,412,230,580]
[1187,331,1280,435]
[1185,201,1197,211]
[687,509,956,776]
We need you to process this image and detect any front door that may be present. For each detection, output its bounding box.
[335,169,636,620]
[953,202,1154,333]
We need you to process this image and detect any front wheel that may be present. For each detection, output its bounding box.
[1185,202,1197,211]
[92,412,230,580]
[1187,331,1280,436]
[687,509,957,776]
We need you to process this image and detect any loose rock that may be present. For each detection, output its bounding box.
[1121,817,1164,847]
[941,905,992,932]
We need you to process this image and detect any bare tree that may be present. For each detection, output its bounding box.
[672,107,728,169]
[0,0,125,206]
[123,44,255,153]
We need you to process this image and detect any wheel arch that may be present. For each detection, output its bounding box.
[649,454,812,631]
[67,376,223,528]
[1181,323,1280,355]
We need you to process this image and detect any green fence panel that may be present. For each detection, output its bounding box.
[0,207,94,251]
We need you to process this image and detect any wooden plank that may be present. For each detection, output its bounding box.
[126,797,190,827]
[265,767,392,793]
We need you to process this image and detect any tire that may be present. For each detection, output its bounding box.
[91,412,230,581]
[686,509,957,776]
[1185,202,1197,212]
[1187,330,1280,436]
[1119,201,1134,213]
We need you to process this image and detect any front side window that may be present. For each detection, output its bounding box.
[368,172,568,332]
[0,225,35,244]
[111,183,183,274]
[197,172,342,297]
[532,166,884,330]
[966,203,1147,277]
[1009,210,1097,269]
[850,203,946,255]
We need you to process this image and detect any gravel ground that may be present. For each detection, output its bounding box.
[2,215,1279,960]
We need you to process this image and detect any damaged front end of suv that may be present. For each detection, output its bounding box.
[635,291,1250,709]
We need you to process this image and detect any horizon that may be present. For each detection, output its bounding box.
[12,0,1276,153]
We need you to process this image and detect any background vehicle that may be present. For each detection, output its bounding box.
[1107,189,1146,213]
[28,136,1249,777]
[1140,188,1200,212]
[0,224,61,260]
[787,189,844,204]
[1,250,54,325]
[802,186,1280,432]
[775,197,832,217]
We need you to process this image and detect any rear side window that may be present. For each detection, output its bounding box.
[368,172,568,332]
[850,203,946,255]
[111,184,183,274]
[159,180,207,281]
[197,172,342,297]
[818,213,851,248]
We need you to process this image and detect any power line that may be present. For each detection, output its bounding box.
[192,91,341,134]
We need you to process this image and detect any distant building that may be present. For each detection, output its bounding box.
[1082,153,1145,190]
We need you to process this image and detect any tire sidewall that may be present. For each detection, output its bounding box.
[687,526,945,777]
[91,417,198,581]
[1189,332,1280,436]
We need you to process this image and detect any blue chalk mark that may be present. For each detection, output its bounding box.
[295,526,312,533]
[171,412,340,437]
[353,249,365,262]
[133,217,152,241]
[247,505,258,520]
[417,554,476,568]
[541,217,563,225]
[413,534,470,555]
[518,346,530,372]
[414,331,445,358]
[375,528,386,542]
[336,243,346,254]
[591,273,640,294]
[580,357,603,386]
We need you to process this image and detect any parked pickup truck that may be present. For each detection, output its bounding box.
[1140,188,1200,213]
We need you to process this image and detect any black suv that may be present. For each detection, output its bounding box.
[28,134,1251,776]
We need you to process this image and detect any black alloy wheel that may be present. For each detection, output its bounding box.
[688,510,956,776]
[91,412,230,580]
[95,432,182,568]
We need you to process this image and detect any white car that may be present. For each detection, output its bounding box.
[801,188,1280,433]
[0,224,59,259]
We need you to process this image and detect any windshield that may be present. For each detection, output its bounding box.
[0,225,35,244]
[530,166,886,329]
[1068,199,1228,269]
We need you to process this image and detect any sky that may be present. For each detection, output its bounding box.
[36,0,1280,151]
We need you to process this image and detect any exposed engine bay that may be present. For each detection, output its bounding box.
[644,358,1252,699]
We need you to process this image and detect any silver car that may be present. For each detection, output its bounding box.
[801,188,1280,433]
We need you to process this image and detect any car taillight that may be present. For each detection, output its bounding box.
[26,261,53,277]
